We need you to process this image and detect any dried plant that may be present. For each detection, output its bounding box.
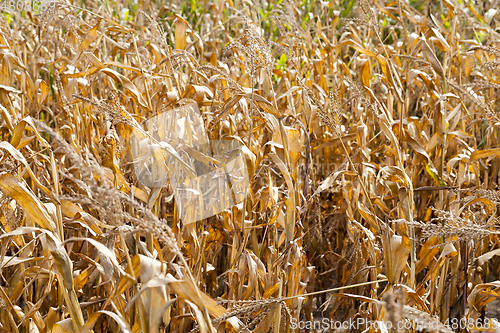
[2,0,500,332]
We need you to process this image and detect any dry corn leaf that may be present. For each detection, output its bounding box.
[471,148,500,162]
[421,37,445,78]
[80,312,102,333]
[84,52,106,70]
[0,141,58,203]
[100,68,149,108]
[0,104,14,132]
[0,173,56,231]
[1,1,499,330]
[241,93,281,118]
[360,58,371,88]
[357,201,380,233]
[96,311,131,333]
[63,237,132,279]
[52,319,77,333]
[12,116,50,148]
[174,15,188,50]
[269,152,295,242]
[182,84,214,104]
[73,19,102,64]
[341,39,377,57]
[1,256,42,268]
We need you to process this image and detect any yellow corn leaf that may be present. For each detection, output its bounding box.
[360,58,371,88]
[252,303,279,333]
[286,128,301,168]
[1,256,42,268]
[467,282,500,309]
[100,68,149,108]
[471,148,500,162]
[80,312,102,333]
[63,238,132,279]
[416,236,440,274]
[465,2,486,22]
[263,282,281,299]
[269,152,295,242]
[0,286,24,323]
[174,16,188,50]
[241,93,281,118]
[376,55,403,101]
[430,28,451,53]
[341,39,377,57]
[405,129,430,162]
[0,173,56,231]
[0,104,14,132]
[391,221,412,283]
[36,79,49,106]
[84,52,106,70]
[421,38,445,78]
[0,141,58,203]
[357,200,380,233]
[182,84,214,104]
[72,19,101,63]
[11,116,50,149]
[60,200,102,235]
[96,311,131,333]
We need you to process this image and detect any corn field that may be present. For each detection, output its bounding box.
[0,0,500,332]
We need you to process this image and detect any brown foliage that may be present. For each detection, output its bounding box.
[0,0,500,332]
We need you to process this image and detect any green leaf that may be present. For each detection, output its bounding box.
[425,163,447,186]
